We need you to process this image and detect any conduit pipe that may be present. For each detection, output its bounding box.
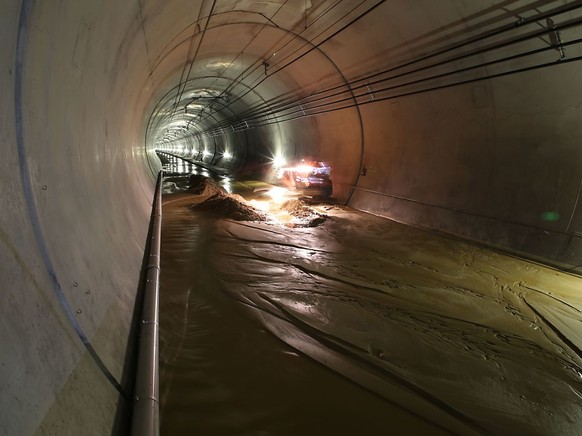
[131,171,163,436]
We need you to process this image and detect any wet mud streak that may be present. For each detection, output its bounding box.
[160,175,582,435]
[159,202,450,435]
[221,224,335,253]
[523,298,582,363]
[524,284,582,314]
[255,292,486,434]
[209,208,582,435]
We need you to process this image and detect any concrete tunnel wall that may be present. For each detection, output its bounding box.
[3,1,582,434]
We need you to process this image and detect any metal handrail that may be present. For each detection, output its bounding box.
[131,171,162,436]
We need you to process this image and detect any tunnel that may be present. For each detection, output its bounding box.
[3,0,582,435]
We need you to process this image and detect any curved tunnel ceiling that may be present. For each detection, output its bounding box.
[5,1,582,434]
[146,4,367,178]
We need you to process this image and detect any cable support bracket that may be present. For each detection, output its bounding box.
[546,17,566,59]
[366,83,375,101]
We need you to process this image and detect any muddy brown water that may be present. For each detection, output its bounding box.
[158,164,582,435]
[159,201,448,435]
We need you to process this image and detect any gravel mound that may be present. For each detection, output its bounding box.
[192,193,268,221]
[281,199,313,217]
[188,174,226,196]
[280,199,327,227]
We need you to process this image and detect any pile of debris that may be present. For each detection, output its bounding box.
[280,199,327,227]
[186,176,328,227]
[187,174,226,196]
[192,193,268,222]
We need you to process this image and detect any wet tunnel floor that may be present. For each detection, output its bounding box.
[158,175,582,435]
[159,201,446,435]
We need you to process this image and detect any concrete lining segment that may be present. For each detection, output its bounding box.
[15,0,126,397]
[4,0,154,434]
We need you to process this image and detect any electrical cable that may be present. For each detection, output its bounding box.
[163,0,216,134]
[192,0,352,126]
[193,9,582,137]
[196,0,582,129]
[264,0,371,71]
[158,0,381,146]
[202,29,582,135]
[190,0,291,123]
[198,50,582,136]
[197,0,386,126]
[158,1,582,147]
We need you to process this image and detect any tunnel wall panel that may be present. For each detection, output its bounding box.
[310,108,362,203]
[1,3,88,435]
[349,65,582,268]
[328,1,582,269]
[2,1,157,434]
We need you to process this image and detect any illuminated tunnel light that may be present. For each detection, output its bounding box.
[272,155,286,168]
[223,151,232,160]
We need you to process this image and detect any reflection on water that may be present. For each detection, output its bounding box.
[208,213,582,435]
[160,152,197,174]
[159,156,582,435]
[158,151,234,195]
[159,206,446,435]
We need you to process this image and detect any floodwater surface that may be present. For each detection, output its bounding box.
[158,159,582,435]
[159,202,450,435]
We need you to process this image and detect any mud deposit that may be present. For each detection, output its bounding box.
[160,202,447,436]
[280,199,327,227]
[160,186,582,435]
[187,174,226,196]
[186,176,328,227]
[192,193,268,221]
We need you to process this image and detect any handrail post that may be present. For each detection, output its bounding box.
[131,171,163,436]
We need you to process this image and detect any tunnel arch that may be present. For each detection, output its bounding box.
[144,14,365,199]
